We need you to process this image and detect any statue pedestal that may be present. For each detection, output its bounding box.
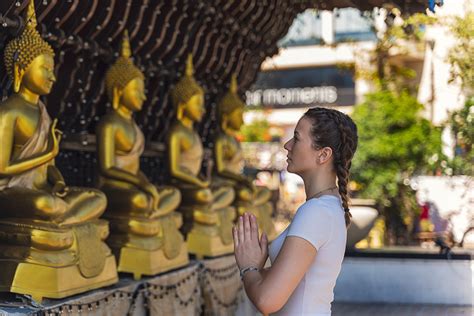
[0,220,118,303]
[187,230,234,258]
[117,244,189,280]
[185,206,236,258]
[1,255,118,303]
[107,213,189,280]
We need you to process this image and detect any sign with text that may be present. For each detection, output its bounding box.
[246,66,355,108]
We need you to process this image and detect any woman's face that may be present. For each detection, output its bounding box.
[284,117,320,176]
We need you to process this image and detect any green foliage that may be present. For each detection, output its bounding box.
[351,12,436,94]
[447,11,474,92]
[447,98,474,175]
[240,118,271,142]
[351,90,443,244]
[352,90,442,201]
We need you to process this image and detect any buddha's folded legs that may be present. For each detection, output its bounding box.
[55,188,106,226]
[211,185,235,210]
[0,187,106,227]
[178,186,213,205]
[100,186,153,218]
[0,187,68,220]
[254,186,272,206]
[152,186,181,218]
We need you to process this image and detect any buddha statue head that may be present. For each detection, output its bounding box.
[171,54,205,123]
[218,74,245,132]
[105,30,146,112]
[4,0,56,95]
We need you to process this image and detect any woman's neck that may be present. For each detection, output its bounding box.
[303,172,338,200]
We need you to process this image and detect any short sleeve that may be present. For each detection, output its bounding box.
[287,201,334,250]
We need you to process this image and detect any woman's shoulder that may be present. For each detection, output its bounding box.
[297,196,341,213]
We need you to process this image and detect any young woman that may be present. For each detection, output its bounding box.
[233,107,358,315]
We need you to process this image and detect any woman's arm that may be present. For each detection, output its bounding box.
[244,237,316,314]
[233,213,317,315]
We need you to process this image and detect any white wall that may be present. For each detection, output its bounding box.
[335,257,474,305]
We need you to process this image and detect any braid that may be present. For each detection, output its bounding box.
[336,162,352,227]
[304,107,358,229]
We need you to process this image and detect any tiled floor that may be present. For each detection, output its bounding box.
[332,302,473,316]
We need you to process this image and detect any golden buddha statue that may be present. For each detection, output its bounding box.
[96,31,188,279]
[214,75,276,240]
[167,54,236,257]
[0,1,117,302]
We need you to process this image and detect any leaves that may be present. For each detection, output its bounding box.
[447,11,474,91]
[351,90,442,199]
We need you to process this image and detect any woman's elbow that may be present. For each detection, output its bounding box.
[255,294,286,315]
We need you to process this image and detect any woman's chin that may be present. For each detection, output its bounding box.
[286,163,294,173]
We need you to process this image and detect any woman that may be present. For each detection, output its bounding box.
[233,107,358,315]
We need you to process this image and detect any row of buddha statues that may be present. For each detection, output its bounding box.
[0,1,275,302]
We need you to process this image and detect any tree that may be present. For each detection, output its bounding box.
[239,118,272,142]
[445,11,474,176]
[348,10,443,245]
[351,90,442,245]
[447,11,474,93]
[446,99,474,176]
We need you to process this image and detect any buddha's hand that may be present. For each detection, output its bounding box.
[198,178,210,188]
[52,180,69,197]
[49,119,63,156]
[243,177,255,191]
[233,212,268,270]
[141,181,160,211]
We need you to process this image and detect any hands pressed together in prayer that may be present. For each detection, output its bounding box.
[233,212,268,270]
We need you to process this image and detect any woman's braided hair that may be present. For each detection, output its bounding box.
[303,107,358,228]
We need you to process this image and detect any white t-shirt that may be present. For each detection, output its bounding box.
[268,195,347,316]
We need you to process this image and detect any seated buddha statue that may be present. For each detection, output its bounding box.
[0,1,117,302]
[167,54,236,257]
[213,75,277,240]
[96,31,188,279]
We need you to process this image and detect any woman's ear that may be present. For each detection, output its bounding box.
[317,147,333,165]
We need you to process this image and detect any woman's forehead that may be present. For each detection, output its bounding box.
[295,117,311,134]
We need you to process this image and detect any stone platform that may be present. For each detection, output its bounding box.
[0,255,244,316]
[336,246,474,306]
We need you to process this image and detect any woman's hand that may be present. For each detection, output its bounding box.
[233,212,268,270]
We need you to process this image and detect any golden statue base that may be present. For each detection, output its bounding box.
[117,243,189,280]
[0,255,118,303]
[187,229,234,258]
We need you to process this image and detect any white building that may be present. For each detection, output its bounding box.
[245,0,472,141]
